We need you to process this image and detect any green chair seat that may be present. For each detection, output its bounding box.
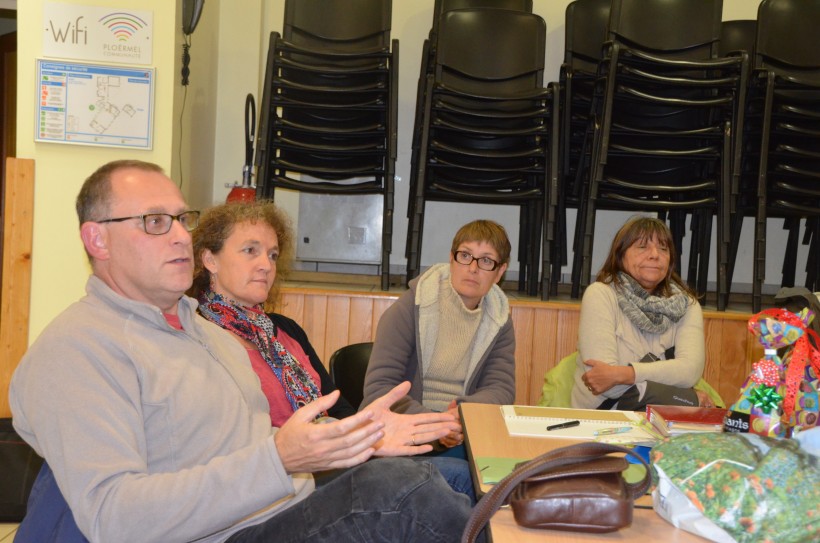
[537,351,725,408]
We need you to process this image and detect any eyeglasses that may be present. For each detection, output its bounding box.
[453,250,501,271]
[97,211,201,235]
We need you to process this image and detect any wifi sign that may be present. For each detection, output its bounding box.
[43,4,153,65]
[98,12,149,42]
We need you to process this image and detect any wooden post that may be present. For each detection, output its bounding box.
[1,157,34,418]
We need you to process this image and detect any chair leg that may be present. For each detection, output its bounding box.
[697,211,712,299]
[725,210,745,304]
[551,193,566,297]
[518,203,530,293]
[405,192,425,286]
[528,202,543,298]
[541,206,552,301]
[782,218,799,288]
[380,190,392,291]
[804,218,819,291]
[752,207,766,313]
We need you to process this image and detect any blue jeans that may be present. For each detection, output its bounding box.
[414,444,476,504]
[228,457,471,543]
[15,463,88,543]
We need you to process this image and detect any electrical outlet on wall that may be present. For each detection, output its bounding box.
[348,227,367,245]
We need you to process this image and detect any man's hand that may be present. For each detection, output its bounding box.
[362,382,461,456]
[582,359,635,395]
[274,390,385,473]
[438,399,464,449]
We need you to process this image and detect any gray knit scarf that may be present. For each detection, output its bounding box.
[614,272,689,334]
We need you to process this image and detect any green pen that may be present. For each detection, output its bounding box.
[594,427,631,436]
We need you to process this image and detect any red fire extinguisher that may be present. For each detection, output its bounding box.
[226,93,257,203]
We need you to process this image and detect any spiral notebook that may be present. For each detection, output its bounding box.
[500,405,658,444]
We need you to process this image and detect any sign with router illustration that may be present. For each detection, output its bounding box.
[42,2,153,65]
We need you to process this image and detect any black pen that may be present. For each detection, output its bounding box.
[546,420,581,431]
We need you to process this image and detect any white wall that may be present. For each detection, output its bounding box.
[209,0,792,290]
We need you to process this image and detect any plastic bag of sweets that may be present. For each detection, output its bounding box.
[651,432,820,543]
[723,308,820,437]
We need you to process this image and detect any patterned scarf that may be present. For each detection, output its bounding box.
[614,272,689,334]
[198,290,325,416]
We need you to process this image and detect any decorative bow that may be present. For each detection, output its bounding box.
[749,385,783,414]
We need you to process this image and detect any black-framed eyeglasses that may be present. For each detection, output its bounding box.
[97,211,200,235]
[453,250,501,271]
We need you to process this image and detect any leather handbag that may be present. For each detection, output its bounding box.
[461,441,652,543]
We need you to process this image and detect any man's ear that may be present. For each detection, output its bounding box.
[80,222,110,261]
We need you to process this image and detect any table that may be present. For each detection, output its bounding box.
[459,403,707,542]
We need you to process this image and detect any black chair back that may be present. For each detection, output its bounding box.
[719,20,756,58]
[329,342,374,410]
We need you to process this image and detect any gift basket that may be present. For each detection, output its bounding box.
[723,308,820,437]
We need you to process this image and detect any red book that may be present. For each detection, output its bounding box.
[646,404,727,437]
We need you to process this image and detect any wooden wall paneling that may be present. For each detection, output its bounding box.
[510,307,535,404]
[702,317,725,400]
[555,308,580,364]
[278,291,304,324]
[324,295,352,362]
[348,296,376,346]
[528,307,560,405]
[301,294,329,362]
[1,158,34,419]
[717,319,755,406]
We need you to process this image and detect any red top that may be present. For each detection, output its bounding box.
[246,329,323,427]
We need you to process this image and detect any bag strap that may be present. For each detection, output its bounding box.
[460,441,651,543]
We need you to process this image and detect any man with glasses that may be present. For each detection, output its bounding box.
[361,220,516,501]
[10,160,470,542]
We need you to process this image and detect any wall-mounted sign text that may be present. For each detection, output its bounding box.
[43,3,153,65]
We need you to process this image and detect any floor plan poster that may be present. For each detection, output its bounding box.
[36,60,154,149]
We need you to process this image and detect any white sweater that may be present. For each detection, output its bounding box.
[571,281,705,409]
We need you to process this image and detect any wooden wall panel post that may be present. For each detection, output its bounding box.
[510,307,535,404]
[702,317,725,399]
[1,158,35,418]
[717,319,755,406]
[300,294,329,362]
[529,308,559,405]
[555,309,580,363]
[324,295,352,363]
[278,291,305,325]
[348,297,375,346]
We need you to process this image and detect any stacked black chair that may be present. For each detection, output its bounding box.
[571,0,749,311]
[742,0,820,309]
[406,8,556,298]
[254,0,398,290]
[718,20,759,308]
[407,0,535,291]
[552,0,611,296]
